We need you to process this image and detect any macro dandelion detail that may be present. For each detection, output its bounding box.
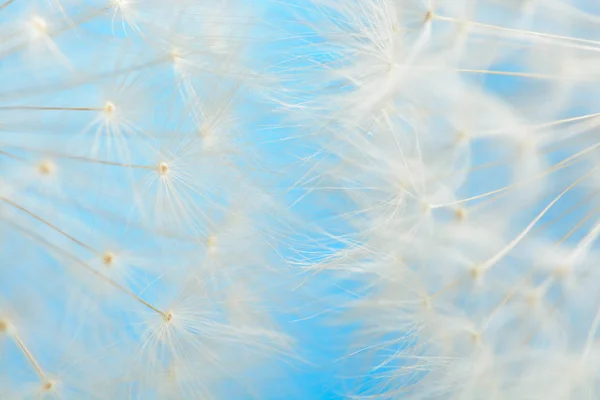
[0,1,299,399]
[6,0,600,399]
[268,0,600,398]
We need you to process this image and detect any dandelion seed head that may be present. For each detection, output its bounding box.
[37,161,55,176]
[102,251,115,267]
[157,161,169,176]
[455,206,468,221]
[424,10,433,23]
[170,48,182,62]
[422,295,433,311]
[103,101,116,116]
[163,310,174,323]
[42,379,57,392]
[30,16,48,35]
[0,319,12,335]
[469,330,482,346]
[206,234,218,255]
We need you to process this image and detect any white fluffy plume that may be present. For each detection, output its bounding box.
[272,0,600,398]
[0,1,299,399]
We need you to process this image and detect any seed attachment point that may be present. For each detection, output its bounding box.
[103,101,116,115]
[42,379,61,394]
[470,265,484,281]
[157,162,169,175]
[0,319,15,336]
[424,10,433,23]
[31,17,48,34]
[164,310,174,323]
[455,206,467,221]
[37,161,55,176]
[102,251,115,267]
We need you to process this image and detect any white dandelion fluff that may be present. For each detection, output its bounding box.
[269,0,600,398]
[0,1,300,398]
